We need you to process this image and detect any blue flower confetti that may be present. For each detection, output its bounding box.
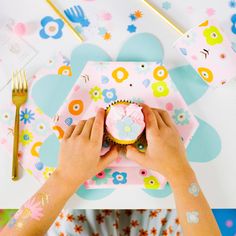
[39,16,64,39]
[129,14,137,21]
[127,24,137,33]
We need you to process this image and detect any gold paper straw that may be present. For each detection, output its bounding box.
[143,0,185,35]
[45,0,84,42]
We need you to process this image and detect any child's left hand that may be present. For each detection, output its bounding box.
[56,108,118,190]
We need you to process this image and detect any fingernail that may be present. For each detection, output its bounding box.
[98,108,104,113]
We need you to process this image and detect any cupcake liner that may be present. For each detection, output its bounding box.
[104,100,144,145]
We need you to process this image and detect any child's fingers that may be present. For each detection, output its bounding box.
[157,109,175,128]
[126,145,146,166]
[141,104,159,145]
[152,109,166,128]
[63,125,76,139]
[91,108,105,143]
[141,104,159,131]
[98,146,118,170]
[72,120,86,137]
[81,117,95,138]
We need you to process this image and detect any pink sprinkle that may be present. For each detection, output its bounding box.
[100,11,112,21]
[206,8,215,17]
[13,22,27,36]
[191,55,197,60]
[165,102,173,111]
[225,220,233,228]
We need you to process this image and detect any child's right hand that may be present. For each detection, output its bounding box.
[126,104,193,182]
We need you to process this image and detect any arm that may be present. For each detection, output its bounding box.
[126,105,221,236]
[1,108,117,236]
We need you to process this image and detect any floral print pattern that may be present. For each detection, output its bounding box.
[151,81,169,97]
[39,16,64,39]
[20,130,34,146]
[112,67,129,83]
[153,65,168,81]
[58,65,72,76]
[112,171,127,184]
[92,169,112,185]
[203,26,223,46]
[102,88,117,103]
[172,109,190,125]
[20,108,35,124]
[47,209,182,236]
[143,176,160,189]
[197,67,214,83]
[89,86,102,102]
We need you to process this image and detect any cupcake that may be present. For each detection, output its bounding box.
[105,101,145,144]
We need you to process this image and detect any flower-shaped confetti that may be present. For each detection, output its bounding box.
[112,171,127,184]
[127,24,137,33]
[39,16,64,39]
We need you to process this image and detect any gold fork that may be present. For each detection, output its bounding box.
[12,70,28,181]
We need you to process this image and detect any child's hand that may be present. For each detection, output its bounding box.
[126,104,191,181]
[56,108,118,190]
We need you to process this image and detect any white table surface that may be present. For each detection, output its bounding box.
[0,0,236,209]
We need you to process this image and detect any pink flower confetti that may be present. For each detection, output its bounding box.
[100,11,112,21]
[206,8,215,17]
